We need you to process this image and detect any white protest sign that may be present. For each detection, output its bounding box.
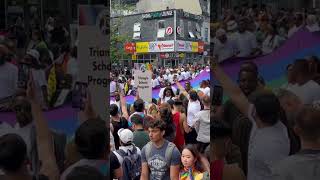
[134,70,152,103]
[78,5,108,120]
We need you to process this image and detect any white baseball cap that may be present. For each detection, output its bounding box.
[26,49,40,61]
[117,128,133,144]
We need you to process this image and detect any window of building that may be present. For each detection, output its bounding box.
[133,32,141,39]
[157,20,166,38]
[188,21,195,38]
[179,19,184,37]
[133,22,141,39]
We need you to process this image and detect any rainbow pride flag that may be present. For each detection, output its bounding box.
[218,29,320,88]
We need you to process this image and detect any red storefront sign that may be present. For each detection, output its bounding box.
[198,42,204,53]
[124,43,136,54]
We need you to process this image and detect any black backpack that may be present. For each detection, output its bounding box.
[116,147,141,180]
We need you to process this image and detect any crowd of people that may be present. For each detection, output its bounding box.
[109,64,211,179]
[212,4,320,62]
[0,15,77,111]
[211,53,320,180]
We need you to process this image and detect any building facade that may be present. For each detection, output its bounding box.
[113,9,209,68]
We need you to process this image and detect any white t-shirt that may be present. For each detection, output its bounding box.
[247,104,290,180]
[307,24,320,32]
[158,86,177,98]
[213,38,238,62]
[288,25,303,37]
[180,72,186,80]
[199,87,210,97]
[0,62,18,99]
[187,100,201,127]
[262,35,281,55]
[152,78,159,88]
[287,80,320,105]
[184,71,191,80]
[113,145,141,164]
[110,81,116,94]
[234,31,258,57]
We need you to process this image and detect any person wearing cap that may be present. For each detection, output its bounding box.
[23,49,48,109]
[113,128,142,164]
[0,44,18,101]
[213,28,238,62]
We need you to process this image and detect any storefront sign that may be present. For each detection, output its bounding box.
[183,11,203,21]
[142,10,174,19]
[149,41,175,52]
[166,26,173,35]
[136,42,149,53]
[198,42,204,53]
[125,42,136,54]
[191,42,198,52]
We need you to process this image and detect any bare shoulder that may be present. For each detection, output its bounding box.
[223,164,246,180]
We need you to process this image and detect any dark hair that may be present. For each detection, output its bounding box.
[110,104,119,116]
[238,69,258,80]
[253,92,281,125]
[148,119,166,131]
[66,165,104,180]
[75,119,108,159]
[0,134,27,172]
[211,120,232,140]
[182,144,200,163]
[189,90,199,101]
[162,87,174,100]
[133,99,145,112]
[295,107,320,141]
[159,106,175,138]
[131,114,144,125]
[293,59,310,75]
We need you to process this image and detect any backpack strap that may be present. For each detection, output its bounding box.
[165,142,176,168]
[144,142,153,162]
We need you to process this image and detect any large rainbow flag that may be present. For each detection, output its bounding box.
[218,29,320,88]
[1,29,319,137]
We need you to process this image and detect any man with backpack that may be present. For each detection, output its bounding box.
[113,128,142,180]
[140,120,181,180]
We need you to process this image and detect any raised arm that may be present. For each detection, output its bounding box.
[27,76,59,180]
[212,60,251,118]
[176,81,189,98]
[119,89,129,120]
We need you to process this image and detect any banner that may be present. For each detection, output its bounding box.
[136,42,149,53]
[78,5,108,120]
[125,42,136,54]
[149,40,175,52]
[191,42,198,52]
[134,70,152,103]
[198,41,204,53]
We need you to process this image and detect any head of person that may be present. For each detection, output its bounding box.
[275,88,303,123]
[185,81,192,92]
[173,99,184,112]
[148,120,166,143]
[118,128,133,146]
[306,14,317,26]
[133,99,145,113]
[110,104,119,117]
[181,144,201,169]
[24,49,40,69]
[0,44,10,65]
[240,61,258,74]
[294,107,320,145]
[291,59,311,83]
[286,64,295,83]
[147,103,159,119]
[13,95,33,128]
[238,69,258,96]
[211,120,232,159]
[200,80,208,88]
[163,87,174,99]
[295,13,303,26]
[201,95,211,108]
[114,92,120,102]
[66,166,104,180]
[75,119,108,159]
[0,134,28,174]
[216,28,227,43]
[189,90,199,102]
[238,18,247,33]
[159,104,172,124]
[131,114,144,130]
[252,91,281,127]
[307,56,320,74]
[31,28,43,41]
